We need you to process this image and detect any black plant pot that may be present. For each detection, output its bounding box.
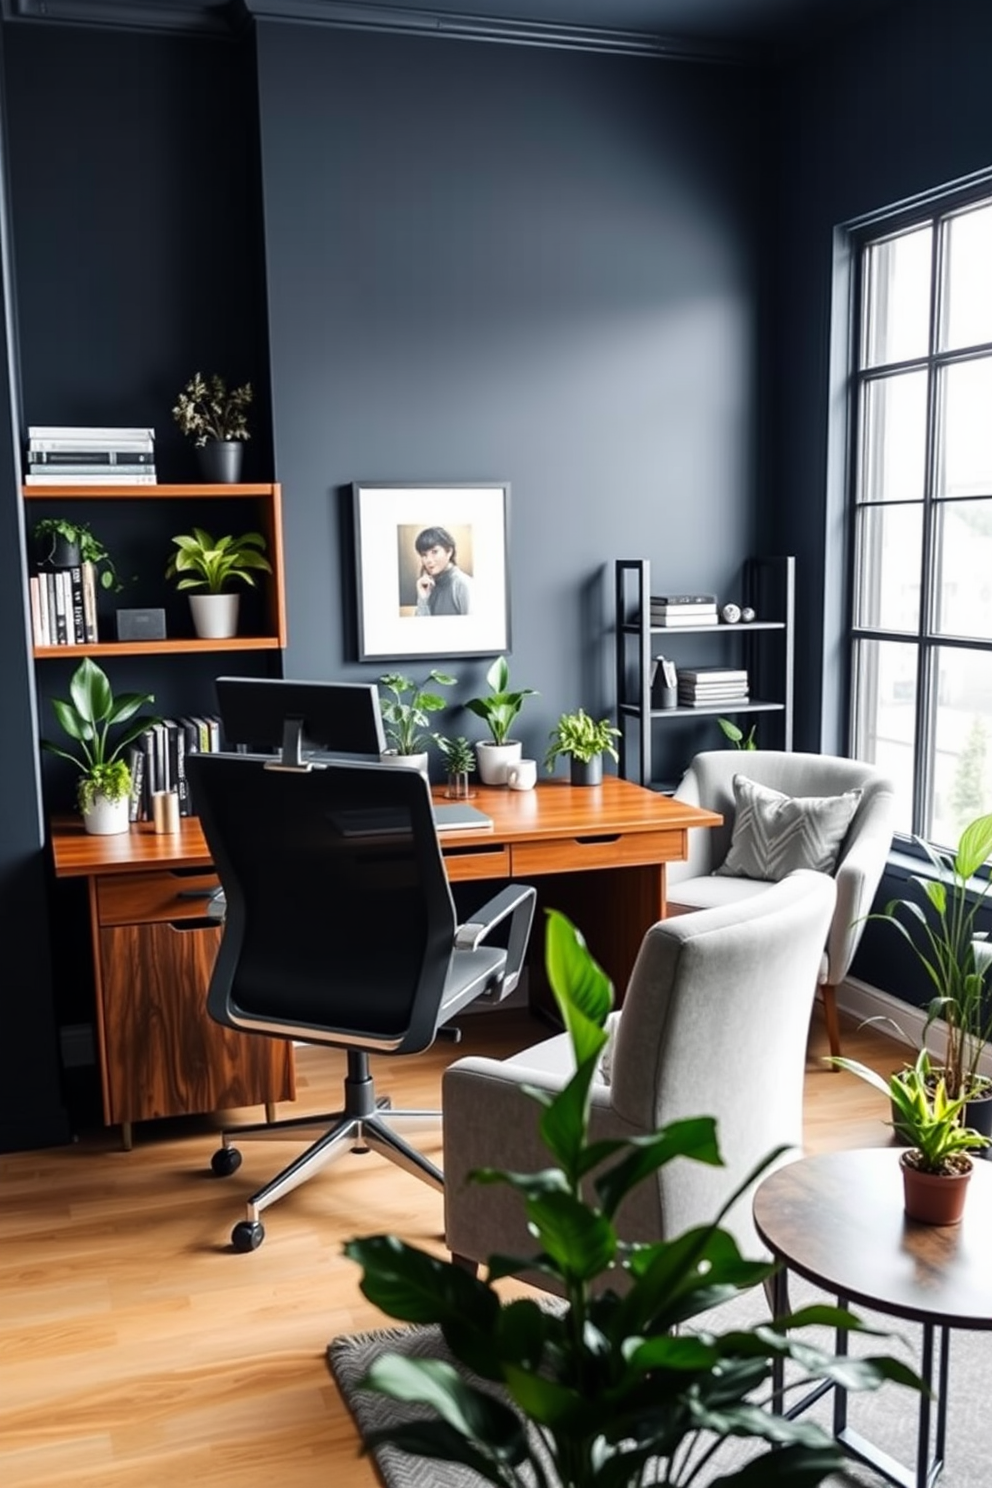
[570,756,603,787]
[966,1086,992,1159]
[197,439,243,484]
[36,532,80,569]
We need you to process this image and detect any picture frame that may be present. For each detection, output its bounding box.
[352,481,511,662]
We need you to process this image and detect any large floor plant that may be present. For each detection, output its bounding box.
[345,911,921,1488]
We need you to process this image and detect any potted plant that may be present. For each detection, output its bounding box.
[464,655,538,784]
[33,517,126,593]
[172,371,252,483]
[164,526,272,640]
[544,707,621,786]
[718,716,757,750]
[345,909,921,1485]
[434,733,475,798]
[377,670,456,775]
[869,812,992,1140]
[40,656,157,835]
[829,1047,989,1224]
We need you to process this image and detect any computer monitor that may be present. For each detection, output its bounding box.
[214,676,387,767]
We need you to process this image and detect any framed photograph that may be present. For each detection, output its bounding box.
[352,482,511,662]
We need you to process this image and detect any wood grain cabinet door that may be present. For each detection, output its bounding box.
[97,918,294,1126]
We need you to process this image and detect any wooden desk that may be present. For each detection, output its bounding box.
[51,776,719,1142]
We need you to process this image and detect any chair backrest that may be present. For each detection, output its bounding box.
[186,752,460,1056]
[669,750,893,881]
[607,870,837,1253]
[668,750,895,985]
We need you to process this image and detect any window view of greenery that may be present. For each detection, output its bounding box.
[850,194,992,849]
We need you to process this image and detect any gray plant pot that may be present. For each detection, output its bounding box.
[570,755,603,787]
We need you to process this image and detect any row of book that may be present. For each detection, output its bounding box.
[676,666,749,707]
[25,424,157,485]
[128,716,223,823]
[28,561,98,646]
[649,592,719,628]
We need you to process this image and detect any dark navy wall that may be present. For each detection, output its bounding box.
[254,22,766,763]
[769,0,992,997]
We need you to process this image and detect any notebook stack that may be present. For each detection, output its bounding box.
[25,425,156,484]
[649,592,719,627]
[677,666,749,708]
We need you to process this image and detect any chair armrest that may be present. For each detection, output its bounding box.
[826,826,894,984]
[455,883,536,999]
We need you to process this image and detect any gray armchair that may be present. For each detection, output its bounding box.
[443,870,836,1274]
[665,750,895,1059]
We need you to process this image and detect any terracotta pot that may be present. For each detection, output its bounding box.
[900,1151,972,1224]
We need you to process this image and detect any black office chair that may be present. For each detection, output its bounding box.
[186,751,536,1251]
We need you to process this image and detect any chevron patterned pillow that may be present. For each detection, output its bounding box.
[714,773,862,881]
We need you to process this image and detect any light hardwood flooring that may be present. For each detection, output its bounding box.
[0,1004,906,1488]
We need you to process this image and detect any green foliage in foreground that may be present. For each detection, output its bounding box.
[346,910,922,1487]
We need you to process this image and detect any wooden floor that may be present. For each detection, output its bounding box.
[0,1004,907,1488]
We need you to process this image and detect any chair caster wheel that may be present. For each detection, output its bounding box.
[232,1220,264,1252]
[211,1145,242,1177]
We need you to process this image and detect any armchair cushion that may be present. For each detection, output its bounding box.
[714,773,862,882]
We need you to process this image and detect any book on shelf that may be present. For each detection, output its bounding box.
[67,563,86,643]
[25,471,157,485]
[127,745,145,823]
[80,560,98,644]
[678,666,749,683]
[650,593,717,605]
[650,613,720,627]
[28,448,155,465]
[650,603,718,618]
[28,425,155,445]
[27,463,156,477]
[677,696,750,708]
[28,575,45,647]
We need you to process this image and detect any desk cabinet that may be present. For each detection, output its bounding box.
[91,869,294,1141]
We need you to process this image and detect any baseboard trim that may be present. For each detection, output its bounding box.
[837,976,992,1080]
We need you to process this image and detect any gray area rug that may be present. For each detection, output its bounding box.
[328,1279,992,1488]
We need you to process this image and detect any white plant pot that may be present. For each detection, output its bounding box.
[189,592,240,640]
[380,750,430,778]
[83,791,130,836]
[476,740,522,786]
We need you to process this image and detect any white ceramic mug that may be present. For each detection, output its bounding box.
[506,758,537,791]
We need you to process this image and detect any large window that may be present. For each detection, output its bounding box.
[850,193,992,848]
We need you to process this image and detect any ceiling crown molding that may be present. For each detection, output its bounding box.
[234,0,754,63]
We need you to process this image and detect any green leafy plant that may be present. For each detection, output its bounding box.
[544,708,621,772]
[41,656,157,810]
[465,655,537,747]
[165,527,272,595]
[345,910,922,1488]
[869,812,992,1101]
[378,671,457,756]
[718,717,757,750]
[172,372,252,446]
[829,1047,989,1175]
[434,734,476,777]
[33,517,126,592]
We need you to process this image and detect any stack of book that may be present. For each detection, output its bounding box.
[25,425,156,484]
[29,561,98,646]
[649,593,719,627]
[677,667,749,708]
[129,715,223,823]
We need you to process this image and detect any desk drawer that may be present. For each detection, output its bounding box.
[442,842,512,882]
[96,869,220,927]
[512,828,683,876]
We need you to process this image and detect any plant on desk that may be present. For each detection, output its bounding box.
[378,670,457,774]
[465,654,538,784]
[829,1047,989,1224]
[346,909,921,1488]
[544,708,621,787]
[41,656,157,837]
[434,733,476,798]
